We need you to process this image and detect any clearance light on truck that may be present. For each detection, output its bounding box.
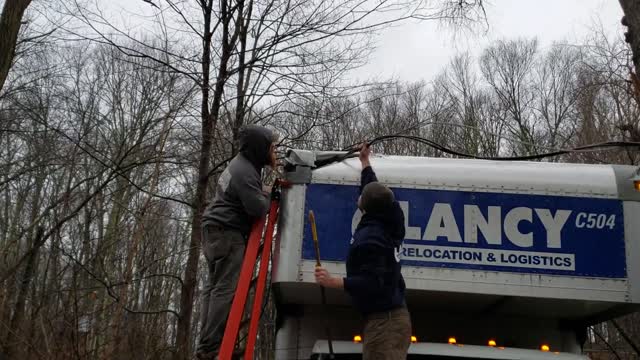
[540,344,550,352]
[448,337,457,345]
[354,335,417,343]
[488,340,497,347]
[632,170,640,191]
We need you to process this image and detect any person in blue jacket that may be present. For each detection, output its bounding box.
[315,143,412,360]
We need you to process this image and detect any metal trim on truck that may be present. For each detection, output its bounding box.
[310,341,589,360]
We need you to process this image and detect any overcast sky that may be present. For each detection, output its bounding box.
[64,0,626,84]
[352,0,625,83]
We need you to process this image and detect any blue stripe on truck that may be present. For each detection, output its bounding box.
[303,183,626,278]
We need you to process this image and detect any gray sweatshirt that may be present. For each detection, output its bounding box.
[202,125,273,235]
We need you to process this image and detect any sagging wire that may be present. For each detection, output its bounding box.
[314,135,640,168]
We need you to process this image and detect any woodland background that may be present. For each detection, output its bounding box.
[1,0,640,359]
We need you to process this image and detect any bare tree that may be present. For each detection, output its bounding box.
[5,2,639,360]
[619,0,640,74]
[54,1,489,358]
[0,0,33,95]
[480,38,539,156]
[532,44,581,151]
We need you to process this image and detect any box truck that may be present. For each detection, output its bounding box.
[271,150,640,359]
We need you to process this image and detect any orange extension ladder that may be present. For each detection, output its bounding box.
[217,181,285,360]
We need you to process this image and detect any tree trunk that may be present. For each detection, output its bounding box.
[174,1,240,358]
[173,2,214,358]
[0,0,32,95]
[108,116,172,360]
[234,0,251,138]
[610,319,640,356]
[620,0,640,70]
[0,190,27,342]
[4,227,43,359]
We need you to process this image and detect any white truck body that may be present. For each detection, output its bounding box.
[272,151,640,359]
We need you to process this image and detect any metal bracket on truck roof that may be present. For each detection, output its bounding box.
[284,149,355,184]
[285,149,317,168]
[284,149,315,184]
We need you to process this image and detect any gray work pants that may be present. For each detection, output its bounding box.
[197,226,246,355]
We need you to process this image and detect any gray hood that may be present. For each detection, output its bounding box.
[239,125,274,170]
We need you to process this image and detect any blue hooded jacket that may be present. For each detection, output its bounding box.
[343,166,407,315]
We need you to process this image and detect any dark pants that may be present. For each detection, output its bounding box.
[363,307,412,360]
[197,226,246,355]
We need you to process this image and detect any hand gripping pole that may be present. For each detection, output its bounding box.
[309,210,335,359]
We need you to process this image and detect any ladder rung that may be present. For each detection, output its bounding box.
[219,200,279,360]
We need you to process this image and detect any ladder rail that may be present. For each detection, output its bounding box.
[218,217,266,360]
[218,187,282,360]
[244,199,279,360]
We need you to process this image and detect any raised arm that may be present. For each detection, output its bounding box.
[359,143,378,192]
[358,143,405,240]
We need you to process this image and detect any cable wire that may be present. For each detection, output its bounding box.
[313,135,640,167]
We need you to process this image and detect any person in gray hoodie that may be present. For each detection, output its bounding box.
[196,125,277,359]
